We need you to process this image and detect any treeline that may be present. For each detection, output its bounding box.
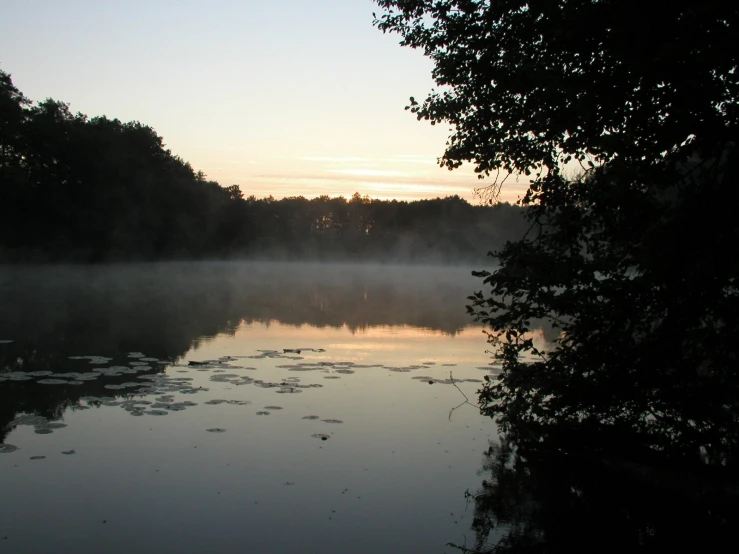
[0,69,526,263]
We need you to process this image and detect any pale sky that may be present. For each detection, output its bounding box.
[0,0,526,202]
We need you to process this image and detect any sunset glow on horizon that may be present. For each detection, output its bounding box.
[0,0,527,204]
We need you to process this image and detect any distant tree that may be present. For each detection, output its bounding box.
[375,0,739,460]
[0,68,258,261]
[0,69,29,184]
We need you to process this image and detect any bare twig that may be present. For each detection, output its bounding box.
[448,372,481,421]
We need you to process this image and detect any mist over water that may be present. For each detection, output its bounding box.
[0,261,502,553]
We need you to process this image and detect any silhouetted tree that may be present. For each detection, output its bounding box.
[374,1,739,460]
[0,66,528,263]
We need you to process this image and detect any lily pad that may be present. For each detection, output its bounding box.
[61,450,76,455]
[256,411,270,415]
[311,433,330,440]
[45,423,67,429]
[30,455,46,460]
[0,444,19,454]
[301,415,320,420]
[37,379,68,385]
[206,428,227,433]
[322,419,343,424]
[35,429,54,434]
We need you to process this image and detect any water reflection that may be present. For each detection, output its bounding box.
[459,423,739,553]
[0,262,486,443]
[0,288,494,553]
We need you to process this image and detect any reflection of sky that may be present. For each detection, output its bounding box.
[0,0,528,204]
[1,320,498,553]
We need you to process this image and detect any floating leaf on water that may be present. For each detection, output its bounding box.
[335,369,355,374]
[104,384,125,390]
[37,379,69,385]
[388,368,411,373]
[140,357,159,362]
[145,410,168,416]
[130,410,144,416]
[423,362,436,365]
[35,428,54,435]
[311,433,330,440]
[28,371,53,377]
[323,376,341,379]
[61,450,76,455]
[45,423,67,430]
[205,399,227,405]
[264,406,283,410]
[302,415,320,420]
[0,339,14,344]
[30,455,46,460]
[283,481,295,486]
[102,401,122,406]
[465,378,483,383]
[128,352,145,358]
[13,414,48,426]
[441,363,457,367]
[226,400,250,406]
[10,375,33,381]
[206,428,226,433]
[256,411,270,415]
[0,444,19,454]
[322,419,343,424]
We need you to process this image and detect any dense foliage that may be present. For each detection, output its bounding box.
[0,68,525,263]
[375,0,739,463]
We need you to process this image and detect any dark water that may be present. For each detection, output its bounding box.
[0,262,505,553]
[1,262,735,553]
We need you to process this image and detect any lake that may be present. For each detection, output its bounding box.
[0,262,515,554]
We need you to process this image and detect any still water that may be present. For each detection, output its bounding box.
[0,262,506,554]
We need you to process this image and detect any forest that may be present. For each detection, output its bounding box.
[0,68,525,264]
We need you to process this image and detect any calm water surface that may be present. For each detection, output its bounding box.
[0,262,508,554]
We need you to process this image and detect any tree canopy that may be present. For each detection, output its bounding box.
[375,0,739,467]
[375,0,738,197]
[0,68,524,263]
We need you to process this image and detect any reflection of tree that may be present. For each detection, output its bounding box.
[0,262,482,442]
[457,422,739,553]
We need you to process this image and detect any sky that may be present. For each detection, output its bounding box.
[0,0,527,203]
